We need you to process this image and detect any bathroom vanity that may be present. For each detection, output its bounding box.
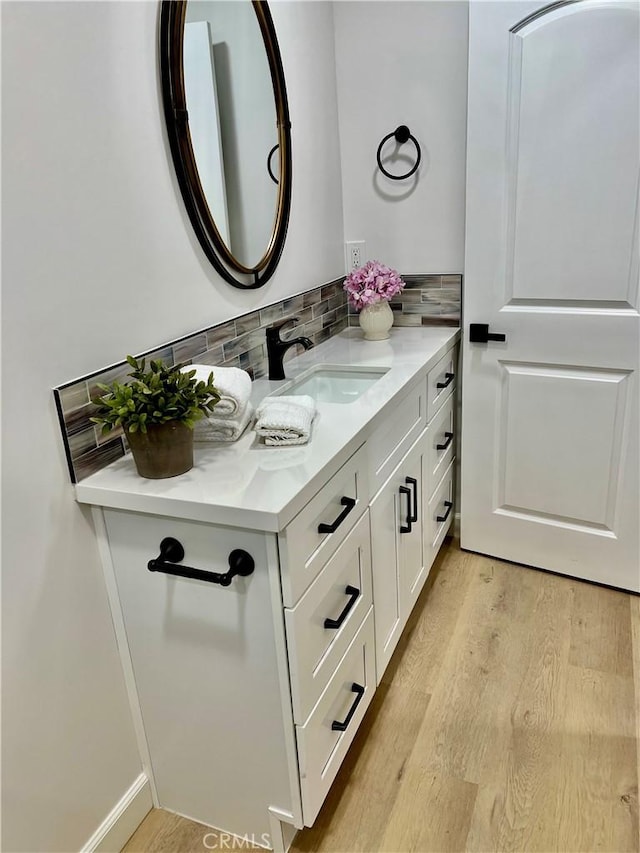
[76,326,459,851]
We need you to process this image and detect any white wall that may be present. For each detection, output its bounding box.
[334,1,469,273]
[1,1,343,850]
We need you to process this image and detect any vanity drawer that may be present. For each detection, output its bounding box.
[427,461,455,555]
[285,512,372,724]
[279,445,368,607]
[425,393,455,500]
[367,379,426,498]
[296,608,376,826]
[427,347,457,421]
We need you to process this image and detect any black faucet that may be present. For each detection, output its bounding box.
[266,318,313,380]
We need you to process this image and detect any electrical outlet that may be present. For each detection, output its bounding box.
[345,241,366,273]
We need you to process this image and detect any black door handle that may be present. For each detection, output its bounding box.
[437,500,453,523]
[437,431,454,451]
[318,496,356,534]
[324,585,360,629]
[405,476,418,522]
[399,485,413,533]
[469,323,506,343]
[331,683,365,731]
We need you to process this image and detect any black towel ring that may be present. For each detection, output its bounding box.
[267,144,279,184]
[376,125,421,181]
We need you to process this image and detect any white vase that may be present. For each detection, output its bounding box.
[358,300,394,341]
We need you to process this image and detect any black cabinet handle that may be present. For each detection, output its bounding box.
[436,372,455,390]
[436,500,453,524]
[148,538,255,587]
[436,431,454,451]
[405,476,418,523]
[324,585,360,629]
[399,485,412,533]
[318,496,357,534]
[469,323,506,343]
[331,683,365,731]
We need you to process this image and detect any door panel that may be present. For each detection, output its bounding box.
[462,0,640,591]
[370,476,401,681]
[506,3,639,306]
[497,363,630,527]
[370,436,427,682]
[399,442,426,616]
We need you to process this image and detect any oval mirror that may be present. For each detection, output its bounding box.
[160,0,292,289]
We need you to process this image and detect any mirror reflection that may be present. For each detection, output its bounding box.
[183,1,279,269]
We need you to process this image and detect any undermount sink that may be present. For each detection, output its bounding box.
[274,364,389,404]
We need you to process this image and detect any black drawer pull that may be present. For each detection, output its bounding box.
[436,500,453,524]
[324,585,360,629]
[148,538,255,587]
[436,372,454,390]
[318,496,357,534]
[405,476,418,522]
[436,431,454,451]
[331,682,365,731]
[399,485,413,533]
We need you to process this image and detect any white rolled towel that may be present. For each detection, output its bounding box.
[255,395,316,446]
[194,403,254,443]
[182,365,252,417]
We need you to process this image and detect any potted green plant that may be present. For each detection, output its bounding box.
[91,356,220,479]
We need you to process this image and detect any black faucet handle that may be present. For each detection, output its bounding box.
[267,317,299,340]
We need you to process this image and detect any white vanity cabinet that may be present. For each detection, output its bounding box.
[80,329,459,851]
[99,459,379,846]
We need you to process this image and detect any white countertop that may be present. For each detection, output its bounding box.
[76,326,460,531]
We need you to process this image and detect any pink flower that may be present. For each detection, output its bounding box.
[343,260,405,311]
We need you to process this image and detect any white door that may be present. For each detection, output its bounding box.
[461,0,640,591]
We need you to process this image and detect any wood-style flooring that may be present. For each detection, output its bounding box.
[123,540,640,853]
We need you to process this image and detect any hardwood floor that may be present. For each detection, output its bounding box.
[123,540,639,853]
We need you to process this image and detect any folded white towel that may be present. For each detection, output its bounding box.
[183,365,252,417]
[255,395,316,446]
[194,403,254,443]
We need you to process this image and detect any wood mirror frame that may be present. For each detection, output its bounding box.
[159,1,292,289]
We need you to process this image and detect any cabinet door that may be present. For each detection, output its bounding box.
[370,435,426,682]
[398,439,427,621]
[102,510,297,838]
[370,472,401,682]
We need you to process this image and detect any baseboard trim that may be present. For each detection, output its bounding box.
[453,511,461,540]
[268,808,298,853]
[80,772,152,853]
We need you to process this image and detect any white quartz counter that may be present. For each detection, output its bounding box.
[75,326,460,531]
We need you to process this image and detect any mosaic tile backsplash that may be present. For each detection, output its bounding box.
[54,274,461,483]
[347,274,461,327]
